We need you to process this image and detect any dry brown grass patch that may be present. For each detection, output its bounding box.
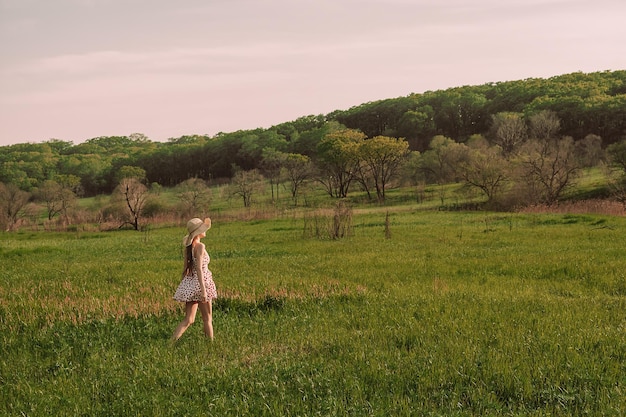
[518,199,625,216]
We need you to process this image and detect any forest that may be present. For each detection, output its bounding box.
[1,70,626,231]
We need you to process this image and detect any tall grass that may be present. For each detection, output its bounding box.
[1,210,625,416]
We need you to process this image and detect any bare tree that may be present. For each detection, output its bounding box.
[419,136,467,184]
[0,182,30,231]
[490,112,527,157]
[606,171,626,210]
[419,135,468,204]
[176,178,211,217]
[230,169,264,208]
[605,138,626,210]
[459,142,509,204]
[37,180,63,220]
[260,148,284,203]
[574,134,604,168]
[517,136,580,205]
[606,138,626,173]
[36,176,79,225]
[115,177,149,230]
[281,153,313,205]
[56,174,81,225]
[528,110,561,141]
[351,158,375,201]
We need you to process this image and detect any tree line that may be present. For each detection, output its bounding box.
[1,70,626,231]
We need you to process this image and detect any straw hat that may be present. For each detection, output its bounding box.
[182,217,211,246]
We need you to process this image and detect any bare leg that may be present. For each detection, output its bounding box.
[171,302,198,341]
[198,300,214,340]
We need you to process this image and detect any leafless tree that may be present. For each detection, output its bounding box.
[260,148,284,203]
[176,178,211,217]
[606,172,626,210]
[0,182,30,231]
[37,180,63,220]
[490,112,527,157]
[419,135,468,204]
[606,138,626,174]
[528,110,561,141]
[517,136,580,205]
[419,136,467,184]
[115,177,149,230]
[574,134,604,168]
[605,138,626,210]
[230,169,264,208]
[459,143,509,204]
[281,153,313,206]
[36,175,81,225]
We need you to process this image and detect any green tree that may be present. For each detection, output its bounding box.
[290,123,331,157]
[58,153,108,196]
[425,90,488,140]
[0,161,35,190]
[316,128,366,198]
[359,136,409,202]
[331,97,415,139]
[45,139,74,154]
[273,114,326,143]
[116,166,147,184]
[0,142,59,190]
[396,106,435,151]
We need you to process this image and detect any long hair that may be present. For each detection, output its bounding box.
[182,245,194,276]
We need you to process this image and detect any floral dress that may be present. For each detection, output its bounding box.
[173,247,217,302]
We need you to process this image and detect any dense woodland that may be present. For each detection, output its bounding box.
[1,70,626,230]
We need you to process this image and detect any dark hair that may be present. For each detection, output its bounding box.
[182,245,194,276]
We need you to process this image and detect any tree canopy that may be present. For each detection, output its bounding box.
[1,70,624,196]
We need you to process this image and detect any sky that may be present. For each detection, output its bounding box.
[1,0,625,147]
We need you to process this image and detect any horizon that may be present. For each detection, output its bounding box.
[1,0,625,147]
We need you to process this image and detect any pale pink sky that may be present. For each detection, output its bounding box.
[1,0,625,146]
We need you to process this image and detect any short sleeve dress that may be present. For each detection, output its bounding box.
[173,246,218,302]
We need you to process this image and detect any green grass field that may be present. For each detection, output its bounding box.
[1,208,625,416]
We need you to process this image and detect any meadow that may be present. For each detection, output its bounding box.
[1,206,625,416]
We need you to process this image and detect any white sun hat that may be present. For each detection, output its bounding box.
[182,217,211,246]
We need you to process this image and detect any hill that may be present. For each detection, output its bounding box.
[1,70,625,232]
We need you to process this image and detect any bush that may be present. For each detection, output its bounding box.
[142,197,170,218]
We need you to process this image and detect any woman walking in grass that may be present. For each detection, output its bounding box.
[172,217,217,341]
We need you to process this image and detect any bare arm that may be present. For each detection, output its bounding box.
[193,243,208,301]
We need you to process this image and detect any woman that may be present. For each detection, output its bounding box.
[172,217,217,341]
